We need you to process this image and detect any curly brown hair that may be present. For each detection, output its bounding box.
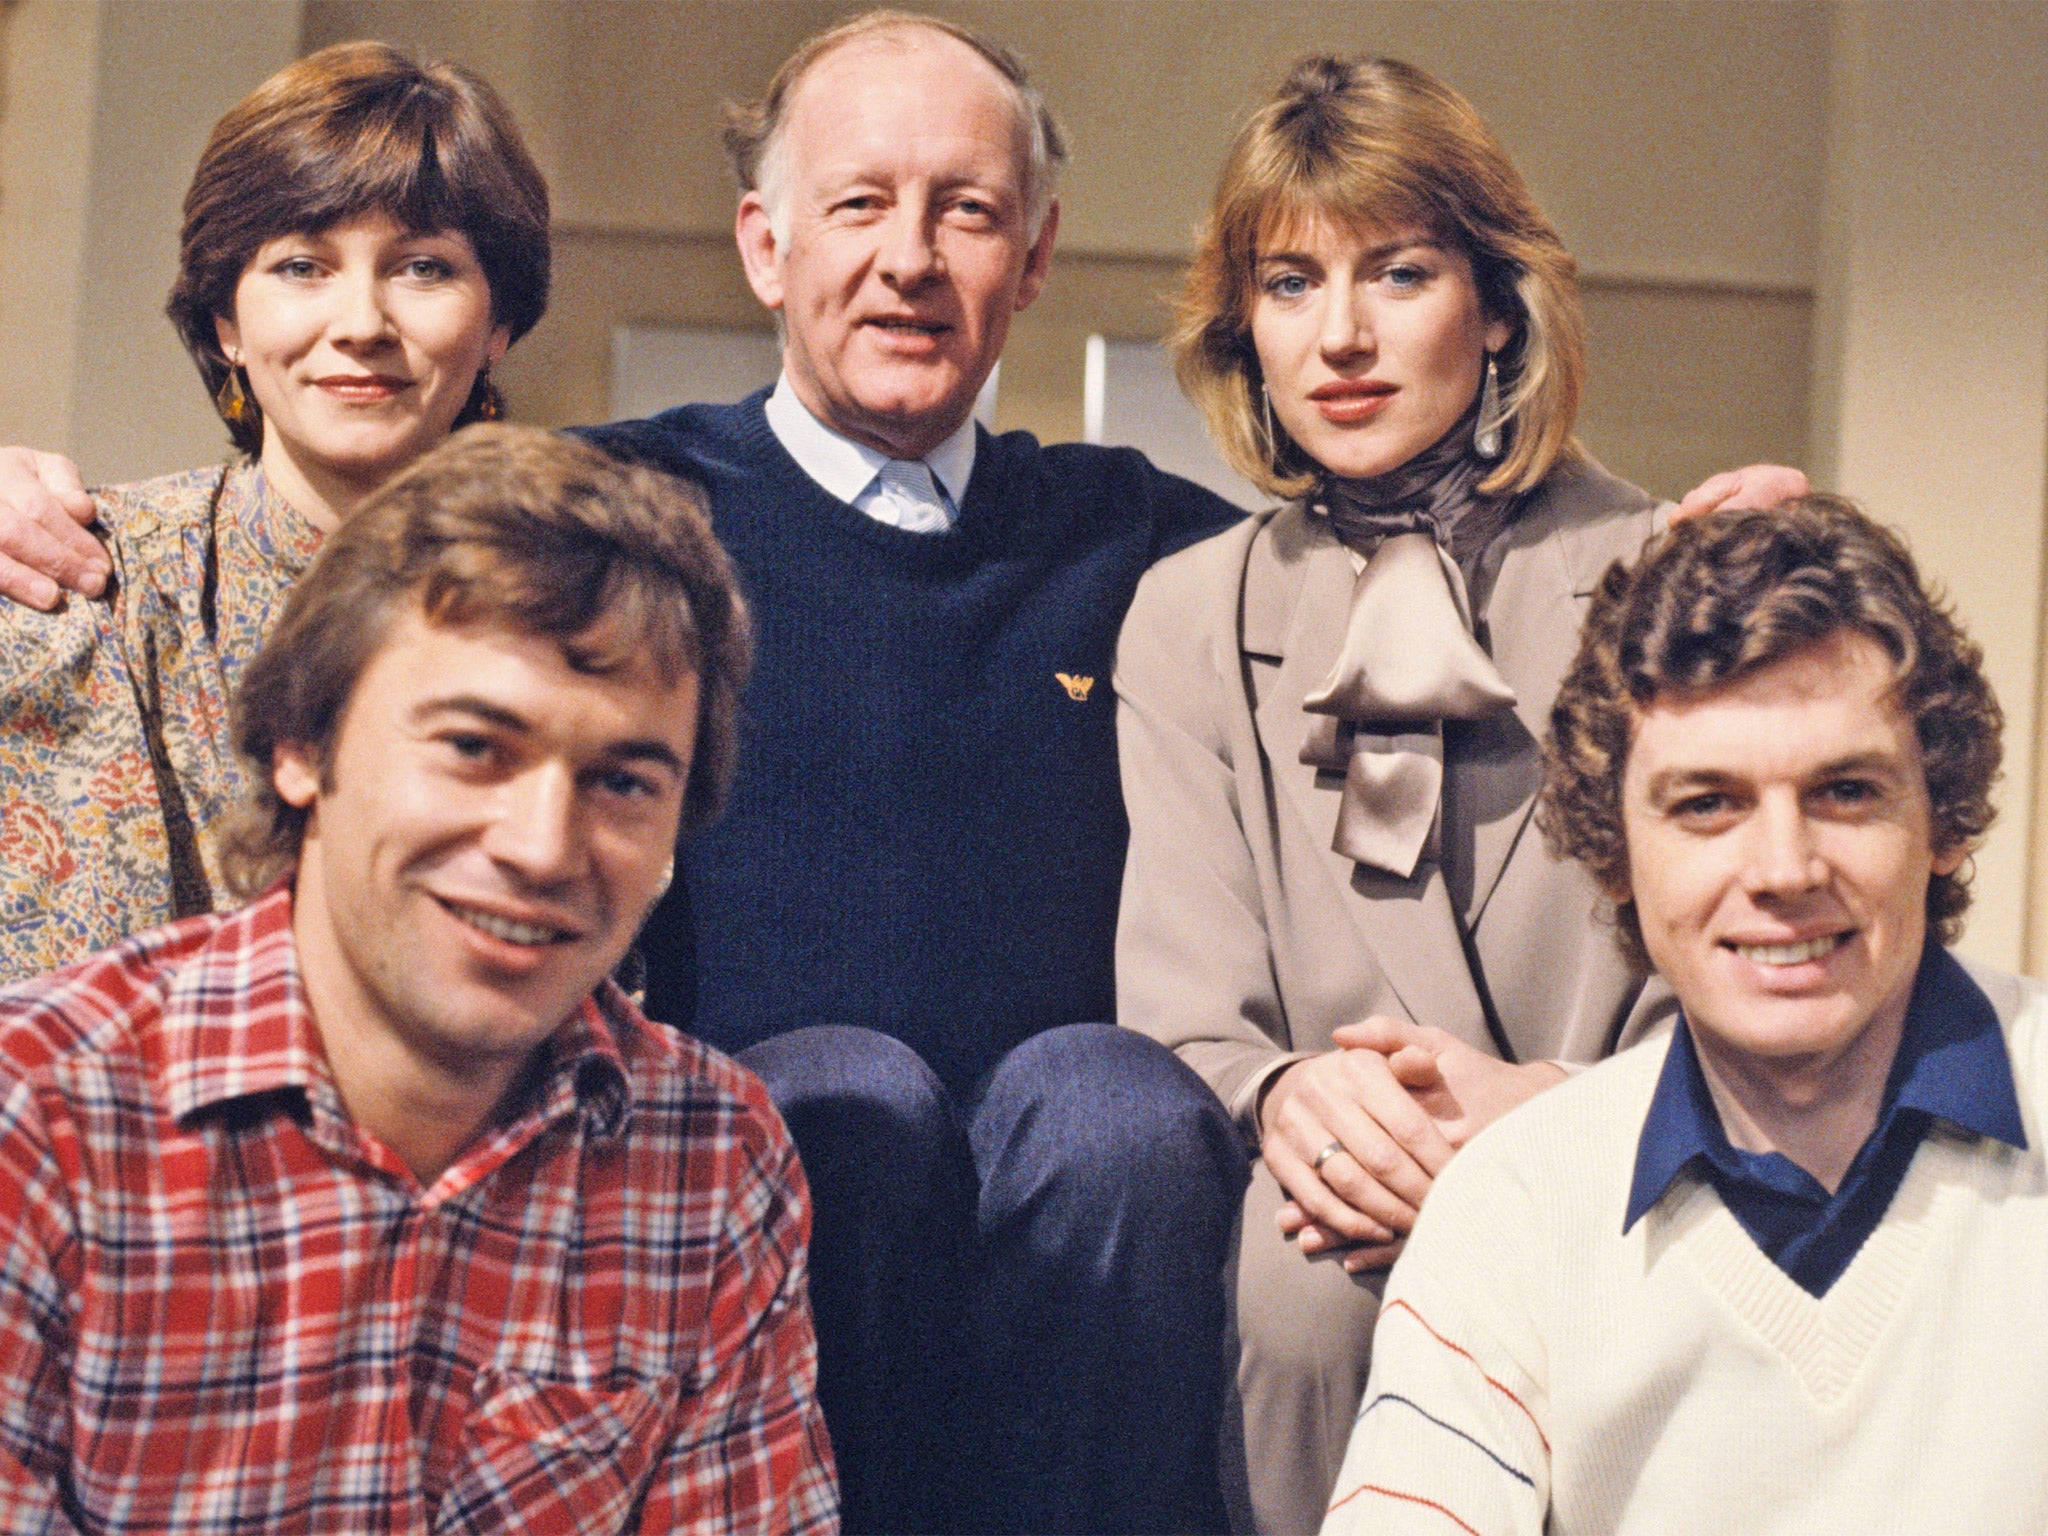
[1539,494,2001,964]
[221,425,749,897]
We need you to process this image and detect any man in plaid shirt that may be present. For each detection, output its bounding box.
[0,425,836,1534]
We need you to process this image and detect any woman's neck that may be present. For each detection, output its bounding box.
[258,438,379,534]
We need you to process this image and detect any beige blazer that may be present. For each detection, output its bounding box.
[1115,460,1672,1132]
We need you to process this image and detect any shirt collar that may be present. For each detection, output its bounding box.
[1625,943,2027,1230]
[153,884,329,1123]
[764,371,977,508]
[154,884,633,1143]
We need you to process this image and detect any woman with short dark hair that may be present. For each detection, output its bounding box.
[0,41,549,978]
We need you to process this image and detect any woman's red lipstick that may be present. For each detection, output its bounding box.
[312,373,410,401]
[1308,378,1395,424]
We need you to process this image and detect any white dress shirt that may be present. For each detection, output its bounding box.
[763,373,977,532]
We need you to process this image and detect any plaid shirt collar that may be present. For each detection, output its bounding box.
[151,883,634,1145]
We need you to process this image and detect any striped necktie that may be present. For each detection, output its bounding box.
[873,458,952,533]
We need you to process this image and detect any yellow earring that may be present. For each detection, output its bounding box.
[216,362,256,429]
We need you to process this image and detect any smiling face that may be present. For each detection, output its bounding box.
[217,210,510,527]
[1618,629,1960,1107]
[733,28,1057,459]
[277,610,697,1096]
[1250,216,1509,482]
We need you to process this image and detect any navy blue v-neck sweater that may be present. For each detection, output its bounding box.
[581,393,1243,1093]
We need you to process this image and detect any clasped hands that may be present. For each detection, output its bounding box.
[1258,1017,1566,1273]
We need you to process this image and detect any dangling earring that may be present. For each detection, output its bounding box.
[1261,383,1279,461]
[1473,352,1504,461]
[216,361,256,430]
[462,368,506,425]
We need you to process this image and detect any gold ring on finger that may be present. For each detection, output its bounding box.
[1311,1140,1346,1174]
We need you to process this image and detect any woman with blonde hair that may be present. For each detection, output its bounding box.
[1115,54,1766,1531]
[0,40,549,978]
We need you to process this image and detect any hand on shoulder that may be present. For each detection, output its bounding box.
[0,448,104,610]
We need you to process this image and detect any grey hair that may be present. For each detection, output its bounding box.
[726,9,1066,247]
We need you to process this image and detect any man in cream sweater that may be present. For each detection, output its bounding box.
[1322,495,2047,1536]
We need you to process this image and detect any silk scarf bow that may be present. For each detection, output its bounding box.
[1299,423,1520,879]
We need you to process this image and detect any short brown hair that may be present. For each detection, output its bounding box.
[223,425,750,895]
[721,9,1066,239]
[1173,55,1583,500]
[167,40,551,454]
[1540,495,2001,962]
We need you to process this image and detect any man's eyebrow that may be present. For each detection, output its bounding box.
[1642,766,1740,800]
[411,698,685,775]
[1643,750,1911,799]
[1808,749,1914,781]
[608,739,689,775]
[413,696,529,733]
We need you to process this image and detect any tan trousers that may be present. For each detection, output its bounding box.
[1222,1159,1387,1536]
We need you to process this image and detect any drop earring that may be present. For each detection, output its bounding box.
[1262,383,1278,460]
[1473,352,1504,461]
[216,359,256,430]
[463,368,506,424]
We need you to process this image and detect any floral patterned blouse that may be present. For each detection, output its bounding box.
[0,459,322,982]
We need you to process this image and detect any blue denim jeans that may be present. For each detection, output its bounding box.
[741,1022,1247,1535]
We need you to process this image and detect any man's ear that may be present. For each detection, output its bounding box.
[273,742,322,811]
[1932,841,1968,878]
[1013,198,1059,313]
[734,192,787,312]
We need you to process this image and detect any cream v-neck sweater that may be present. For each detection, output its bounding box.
[1323,961,2048,1536]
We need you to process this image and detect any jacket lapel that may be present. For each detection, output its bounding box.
[1245,513,1489,1042]
[1461,534,1567,924]
[1466,471,1662,923]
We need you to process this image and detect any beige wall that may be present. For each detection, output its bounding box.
[1809,1,2048,975]
[309,0,1827,277]
[0,0,301,485]
[0,0,102,456]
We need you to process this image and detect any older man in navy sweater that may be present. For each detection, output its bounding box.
[586,16,1250,1534]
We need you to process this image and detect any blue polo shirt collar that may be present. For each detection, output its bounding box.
[1626,944,2025,1234]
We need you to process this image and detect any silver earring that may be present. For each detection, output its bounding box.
[1473,353,1504,460]
[1261,384,1278,459]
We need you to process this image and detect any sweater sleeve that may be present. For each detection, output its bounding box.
[1321,1146,1554,1536]
[1140,461,1248,564]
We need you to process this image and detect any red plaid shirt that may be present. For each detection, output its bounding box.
[0,886,837,1535]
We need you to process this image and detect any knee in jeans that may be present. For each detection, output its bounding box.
[979,1025,1245,1197]
[740,1025,956,1168]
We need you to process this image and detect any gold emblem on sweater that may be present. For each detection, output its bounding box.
[1055,673,1095,702]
